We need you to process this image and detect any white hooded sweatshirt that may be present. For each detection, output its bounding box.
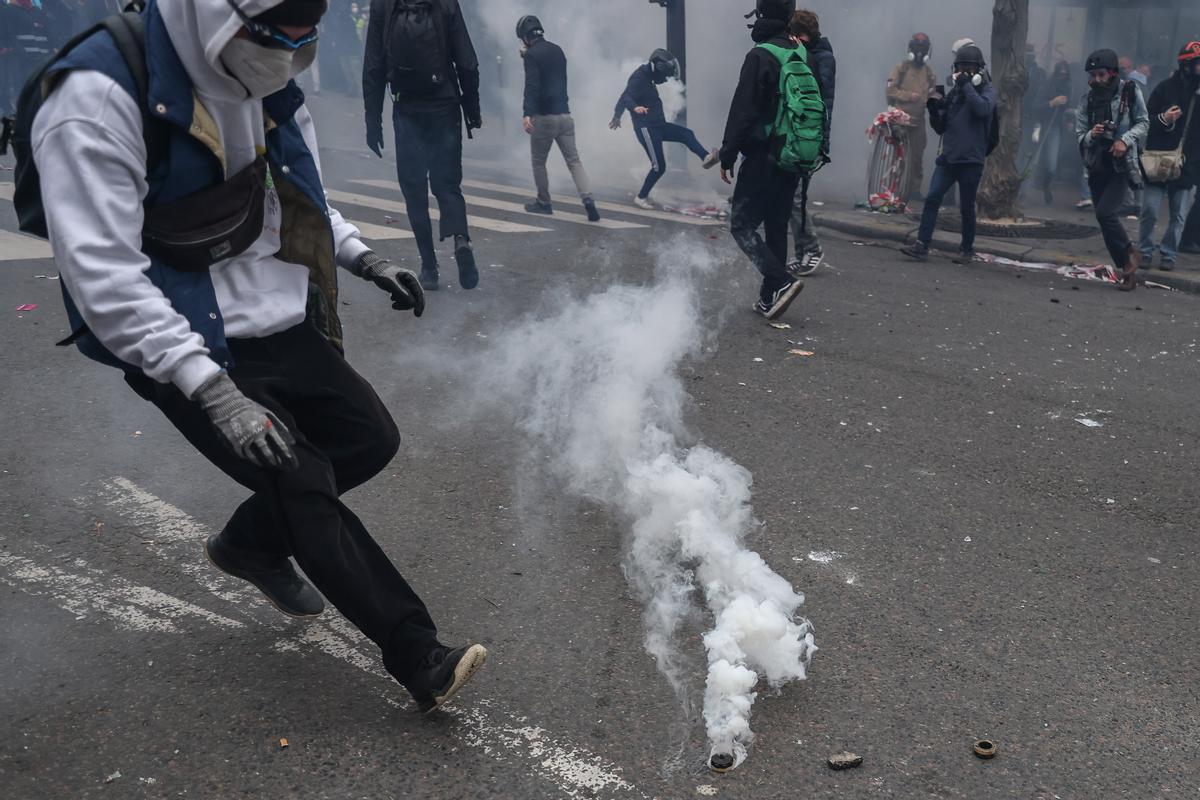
[32,0,367,398]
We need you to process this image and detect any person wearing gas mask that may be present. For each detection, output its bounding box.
[886,33,937,201]
[517,14,600,221]
[363,0,481,292]
[1075,48,1149,290]
[610,47,720,209]
[30,0,486,711]
[717,0,806,320]
[1137,42,1200,271]
[900,44,996,264]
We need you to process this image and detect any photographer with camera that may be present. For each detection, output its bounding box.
[1075,48,1149,290]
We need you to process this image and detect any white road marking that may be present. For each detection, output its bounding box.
[352,179,647,231]
[326,189,552,234]
[0,230,54,261]
[460,178,723,227]
[348,219,415,241]
[0,478,647,799]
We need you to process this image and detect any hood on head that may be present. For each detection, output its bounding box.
[157,0,291,97]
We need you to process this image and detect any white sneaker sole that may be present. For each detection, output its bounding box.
[425,644,488,713]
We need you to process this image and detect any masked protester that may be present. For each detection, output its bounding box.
[610,47,719,209]
[31,0,486,711]
[1137,42,1200,271]
[886,32,937,201]
[785,8,835,278]
[901,44,997,264]
[517,15,600,221]
[1036,60,1073,206]
[363,0,481,292]
[1074,48,1150,290]
[718,0,806,320]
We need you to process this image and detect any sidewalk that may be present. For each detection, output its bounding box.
[812,205,1200,294]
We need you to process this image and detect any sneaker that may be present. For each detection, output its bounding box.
[900,241,929,261]
[406,643,488,713]
[785,258,803,277]
[205,533,324,618]
[794,249,824,277]
[953,250,978,264]
[1161,260,1176,272]
[633,195,654,210]
[454,235,479,290]
[1119,245,1140,291]
[524,199,554,215]
[702,148,720,170]
[753,278,805,320]
[420,263,440,291]
[583,197,601,222]
[1075,198,1094,210]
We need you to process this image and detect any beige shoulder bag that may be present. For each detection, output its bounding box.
[1141,96,1195,183]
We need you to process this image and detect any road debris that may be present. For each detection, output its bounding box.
[973,739,997,759]
[15,304,38,312]
[104,770,122,784]
[279,738,289,749]
[828,751,863,770]
[788,349,815,357]
[1074,418,1103,428]
[696,786,719,797]
[768,322,791,330]
[709,752,735,773]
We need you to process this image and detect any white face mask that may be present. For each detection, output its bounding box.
[220,37,317,99]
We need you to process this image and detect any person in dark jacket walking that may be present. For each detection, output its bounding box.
[785,8,834,277]
[718,0,806,320]
[901,44,996,264]
[1034,60,1074,206]
[363,0,482,292]
[517,15,599,221]
[1137,42,1200,270]
[1074,48,1149,290]
[610,48,719,209]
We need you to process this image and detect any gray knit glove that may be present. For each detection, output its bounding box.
[192,373,298,470]
[354,251,425,316]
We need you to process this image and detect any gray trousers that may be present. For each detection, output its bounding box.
[790,173,821,258]
[530,114,592,204]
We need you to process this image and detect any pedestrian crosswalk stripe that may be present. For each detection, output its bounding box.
[460,179,724,227]
[0,181,13,202]
[325,189,551,234]
[0,230,54,261]
[351,179,646,230]
[347,220,414,241]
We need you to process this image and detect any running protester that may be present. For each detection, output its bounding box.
[610,47,719,209]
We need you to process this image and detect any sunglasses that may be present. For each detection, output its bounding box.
[224,0,319,51]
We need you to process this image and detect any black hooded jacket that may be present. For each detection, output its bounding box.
[719,31,800,170]
[362,0,481,122]
[1144,70,1200,186]
[613,64,666,129]
[522,37,571,117]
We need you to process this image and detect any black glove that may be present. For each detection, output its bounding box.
[192,373,298,470]
[366,121,384,158]
[354,252,425,316]
[955,71,971,86]
[464,107,483,131]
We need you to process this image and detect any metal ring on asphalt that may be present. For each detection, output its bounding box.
[974,739,998,759]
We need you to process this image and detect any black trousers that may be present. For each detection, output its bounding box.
[393,104,470,268]
[1087,160,1134,269]
[730,152,801,301]
[128,323,439,682]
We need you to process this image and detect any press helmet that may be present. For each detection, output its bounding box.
[516,14,544,42]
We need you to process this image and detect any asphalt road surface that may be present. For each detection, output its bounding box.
[2,148,1198,800]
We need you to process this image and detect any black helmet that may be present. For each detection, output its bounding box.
[649,48,679,80]
[954,44,986,69]
[751,0,793,22]
[1085,48,1119,73]
[515,14,543,41]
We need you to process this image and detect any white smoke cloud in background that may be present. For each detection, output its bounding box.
[445,235,817,768]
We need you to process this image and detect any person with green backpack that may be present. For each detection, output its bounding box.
[719,0,826,321]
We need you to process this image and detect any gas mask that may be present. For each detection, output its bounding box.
[220,37,317,99]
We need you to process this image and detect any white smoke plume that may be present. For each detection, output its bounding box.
[452,236,817,768]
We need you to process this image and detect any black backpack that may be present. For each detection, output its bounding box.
[385,0,449,97]
[9,10,166,239]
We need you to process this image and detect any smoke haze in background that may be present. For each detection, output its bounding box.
[462,0,995,201]
[418,235,817,767]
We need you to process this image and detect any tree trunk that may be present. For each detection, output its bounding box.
[978,0,1030,220]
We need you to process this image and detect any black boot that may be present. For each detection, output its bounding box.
[454,235,479,290]
[420,262,440,291]
[404,644,488,713]
[583,197,601,222]
[524,199,554,215]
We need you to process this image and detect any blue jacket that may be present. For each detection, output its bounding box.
[46,0,341,371]
[932,78,997,166]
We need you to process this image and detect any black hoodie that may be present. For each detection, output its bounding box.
[719,30,799,170]
[1144,69,1200,186]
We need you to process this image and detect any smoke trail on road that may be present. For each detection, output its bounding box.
[460,236,817,768]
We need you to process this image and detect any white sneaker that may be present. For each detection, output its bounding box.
[702,148,720,170]
[634,196,654,210]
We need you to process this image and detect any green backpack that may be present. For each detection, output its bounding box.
[757,42,826,173]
